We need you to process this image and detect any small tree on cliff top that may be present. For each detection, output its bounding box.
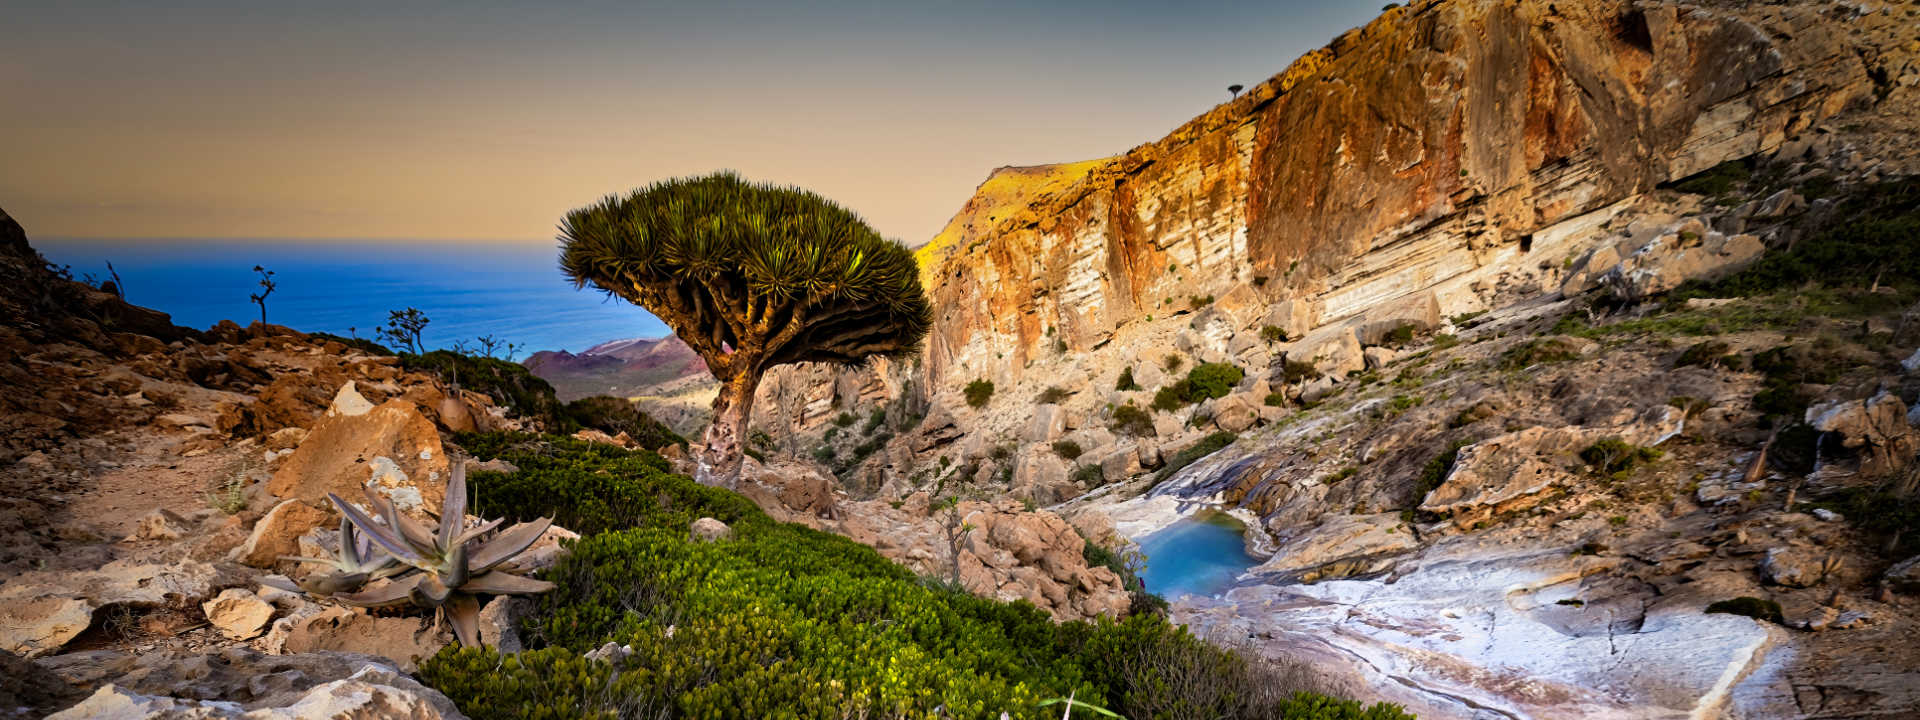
[559,172,932,487]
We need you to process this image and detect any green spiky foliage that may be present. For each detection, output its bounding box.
[558,172,932,487]
[267,462,556,647]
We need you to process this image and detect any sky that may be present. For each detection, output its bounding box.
[2,0,1385,246]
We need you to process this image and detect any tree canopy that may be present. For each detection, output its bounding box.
[558,171,931,377]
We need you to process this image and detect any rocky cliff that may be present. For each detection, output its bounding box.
[921,0,1870,396]
[731,0,1920,717]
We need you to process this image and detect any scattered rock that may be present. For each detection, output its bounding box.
[1761,546,1824,588]
[128,509,189,542]
[201,588,274,640]
[690,517,731,543]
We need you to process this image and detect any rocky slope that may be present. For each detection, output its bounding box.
[522,335,710,403]
[715,0,1920,717]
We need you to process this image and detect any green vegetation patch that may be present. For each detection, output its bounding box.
[402,351,571,431]
[1578,437,1663,478]
[1153,362,1247,411]
[965,379,995,408]
[1497,338,1581,371]
[562,396,686,451]
[1110,404,1155,437]
[426,433,1406,720]
[1414,438,1475,505]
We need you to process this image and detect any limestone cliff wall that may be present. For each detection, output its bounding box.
[921,0,1866,394]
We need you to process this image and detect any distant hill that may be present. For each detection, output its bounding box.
[522,335,714,403]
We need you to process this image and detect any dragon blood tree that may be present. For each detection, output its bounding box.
[559,172,931,488]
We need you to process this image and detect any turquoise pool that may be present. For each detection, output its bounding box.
[1136,510,1259,599]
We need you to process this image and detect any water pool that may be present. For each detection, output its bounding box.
[1136,510,1259,599]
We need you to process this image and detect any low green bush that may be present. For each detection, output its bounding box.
[1152,363,1246,411]
[563,396,686,451]
[1072,463,1105,485]
[1578,437,1663,477]
[1115,367,1141,391]
[1111,404,1155,437]
[1674,340,1738,370]
[402,351,570,431]
[965,379,995,408]
[1053,440,1083,460]
[1264,392,1287,407]
[309,332,393,356]
[1261,325,1288,343]
[1281,359,1322,384]
[1497,338,1581,371]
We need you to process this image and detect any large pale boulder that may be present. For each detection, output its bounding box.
[1808,392,1915,476]
[268,399,447,513]
[0,594,91,657]
[1283,326,1364,380]
[1025,404,1068,443]
[1010,447,1075,505]
[1211,392,1262,433]
[1353,291,1440,346]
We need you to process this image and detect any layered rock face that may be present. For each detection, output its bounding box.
[921,0,1865,398]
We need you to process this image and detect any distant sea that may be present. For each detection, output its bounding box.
[37,239,668,356]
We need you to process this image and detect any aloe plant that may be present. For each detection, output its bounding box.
[270,462,555,647]
[265,515,405,596]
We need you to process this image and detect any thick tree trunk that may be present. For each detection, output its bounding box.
[696,371,760,489]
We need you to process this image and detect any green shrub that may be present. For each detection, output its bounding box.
[833,412,856,427]
[1053,440,1084,460]
[563,396,687,450]
[1261,325,1288,343]
[1111,404,1155,437]
[1264,392,1287,407]
[1674,340,1737,369]
[1163,354,1184,372]
[1115,367,1141,392]
[309,332,393,356]
[1036,386,1073,405]
[1072,464,1105,485]
[431,433,1403,720]
[1151,384,1188,412]
[1383,322,1417,346]
[1498,338,1581,370]
[965,379,995,408]
[402,351,570,431]
[1705,596,1784,624]
[1185,362,1245,400]
[1811,488,1920,557]
[1681,177,1920,295]
[1578,437,1663,476]
[1155,431,1238,481]
[862,408,887,433]
[1188,294,1214,309]
[1328,466,1357,483]
[1281,359,1322,384]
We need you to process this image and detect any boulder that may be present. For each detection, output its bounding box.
[202,588,274,640]
[1010,447,1075,504]
[691,517,732,542]
[1099,444,1144,482]
[1212,392,1262,433]
[281,607,449,672]
[0,594,91,657]
[129,509,189,542]
[1602,226,1765,302]
[236,499,331,568]
[1808,392,1916,476]
[478,597,536,654]
[267,399,448,513]
[326,382,375,417]
[1284,327,1364,380]
[1760,546,1828,588]
[1362,346,1397,370]
[1261,298,1317,342]
[46,656,464,720]
[1252,513,1418,579]
[738,456,840,526]
[1025,404,1068,443]
[1353,291,1440,346]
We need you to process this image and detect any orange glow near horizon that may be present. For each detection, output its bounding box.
[2,1,1384,245]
